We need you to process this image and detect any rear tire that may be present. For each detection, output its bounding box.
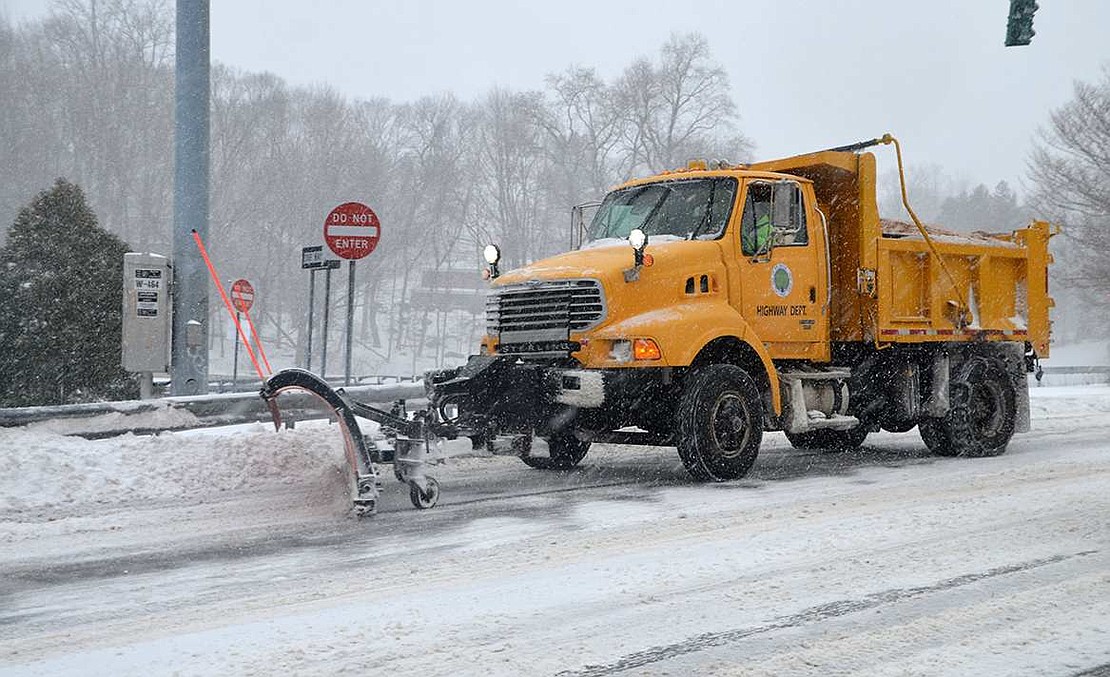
[676,365,763,481]
[921,355,1016,458]
[917,418,948,455]
[520,433,590,470]
[784,426,868,451]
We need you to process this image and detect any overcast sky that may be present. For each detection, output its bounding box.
[4,0,1108,194]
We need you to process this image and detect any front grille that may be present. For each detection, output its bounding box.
[497,340,582,356]
[486,279,606,347]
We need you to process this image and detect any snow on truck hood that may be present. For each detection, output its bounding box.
[495,237,718,286]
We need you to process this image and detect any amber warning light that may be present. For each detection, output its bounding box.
[633,338,662,361]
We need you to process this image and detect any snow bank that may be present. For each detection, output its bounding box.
[0,423,350,514]
[23,402,201,436]
[1028,384,1110,420]
[2,386,1107,519]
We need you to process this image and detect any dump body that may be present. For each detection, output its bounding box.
[750,150,1053,357]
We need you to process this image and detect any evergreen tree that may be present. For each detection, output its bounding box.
[938,180,1029,232]
[0,179,138,406]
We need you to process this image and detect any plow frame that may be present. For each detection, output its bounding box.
[261,369,447,514]
[260,356,583,514]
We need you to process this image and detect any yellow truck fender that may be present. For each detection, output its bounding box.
[588,302,782,414]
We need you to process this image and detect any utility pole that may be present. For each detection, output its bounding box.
[171,0,210,395]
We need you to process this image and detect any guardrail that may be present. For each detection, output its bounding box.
[1036,366,1110,375]
[0,381,426,439]
[1034,365,1110,387]
[205,373,419,393]
[1,365,1106,440]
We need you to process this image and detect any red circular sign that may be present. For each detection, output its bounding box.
[324,202,380,260]
[230,279,254,313]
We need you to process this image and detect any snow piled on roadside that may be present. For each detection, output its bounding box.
[0,423,350,514]
[1028,384,1110,419]
[1,385,1108,518]
[24,402,201,436]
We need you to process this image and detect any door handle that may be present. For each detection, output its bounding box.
[809,286,816,303]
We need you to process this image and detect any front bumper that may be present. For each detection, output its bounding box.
[426,356,676,440]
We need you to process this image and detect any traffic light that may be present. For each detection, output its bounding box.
[1005,0,1038,47]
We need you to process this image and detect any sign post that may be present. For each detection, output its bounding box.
[301,246,338,371]
[346,260,356,385]
[324,202,381,386]
[232,311,241,385]
[306,267,316,371]
[229,279,254,386]
[321,268,331,377]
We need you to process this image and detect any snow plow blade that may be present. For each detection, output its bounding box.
[260,368,445,513]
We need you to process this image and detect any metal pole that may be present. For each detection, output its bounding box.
[171,0,210,396]
[345,259,356,386]
[232,310,240,387]
[306,269,316,371]
[321,266,332,378]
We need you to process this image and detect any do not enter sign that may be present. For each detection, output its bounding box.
[324,202,380,260]
[230,279,254,313]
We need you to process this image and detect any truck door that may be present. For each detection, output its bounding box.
[734,179,829,361]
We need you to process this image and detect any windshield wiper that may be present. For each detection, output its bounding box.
[640,186,672,235]
[687,182,716,240]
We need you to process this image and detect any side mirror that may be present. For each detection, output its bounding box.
[628,228,648,267]
[571,201,601,250]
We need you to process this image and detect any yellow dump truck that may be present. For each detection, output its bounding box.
[426,134,1056,481]
[262,134,1055,510]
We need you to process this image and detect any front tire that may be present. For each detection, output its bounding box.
[676,365,763,481]
[520,433,590,470]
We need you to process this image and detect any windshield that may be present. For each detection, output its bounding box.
[585,178,737,245]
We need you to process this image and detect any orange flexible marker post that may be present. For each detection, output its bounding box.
[242,309,272,377]
[190,229,266,382]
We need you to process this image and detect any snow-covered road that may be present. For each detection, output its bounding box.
[2,386,1108,676]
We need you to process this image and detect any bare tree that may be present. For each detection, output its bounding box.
[877,162,971,225]
[43,0,174,248]
[0,2,174,248]
[614,33,749,174]
[2,10,752,374]
[539,66,624,236]
[473,88,548,267]
[1028,65,1110,309]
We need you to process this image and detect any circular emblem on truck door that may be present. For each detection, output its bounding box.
[771,263,793,298]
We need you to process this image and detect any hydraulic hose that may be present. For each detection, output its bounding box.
[878,133,971,328]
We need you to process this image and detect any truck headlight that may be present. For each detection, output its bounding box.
[483,244,501,265]
[610,340,632,362]
[628,229,647,251]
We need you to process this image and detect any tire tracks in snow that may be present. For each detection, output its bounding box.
[561,550,1101,676]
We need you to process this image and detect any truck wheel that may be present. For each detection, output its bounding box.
[520,433,590,470]
[784,426,868,451]
[917,418,949,454]
[676,364,763,481]
[923,356,1016,458]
